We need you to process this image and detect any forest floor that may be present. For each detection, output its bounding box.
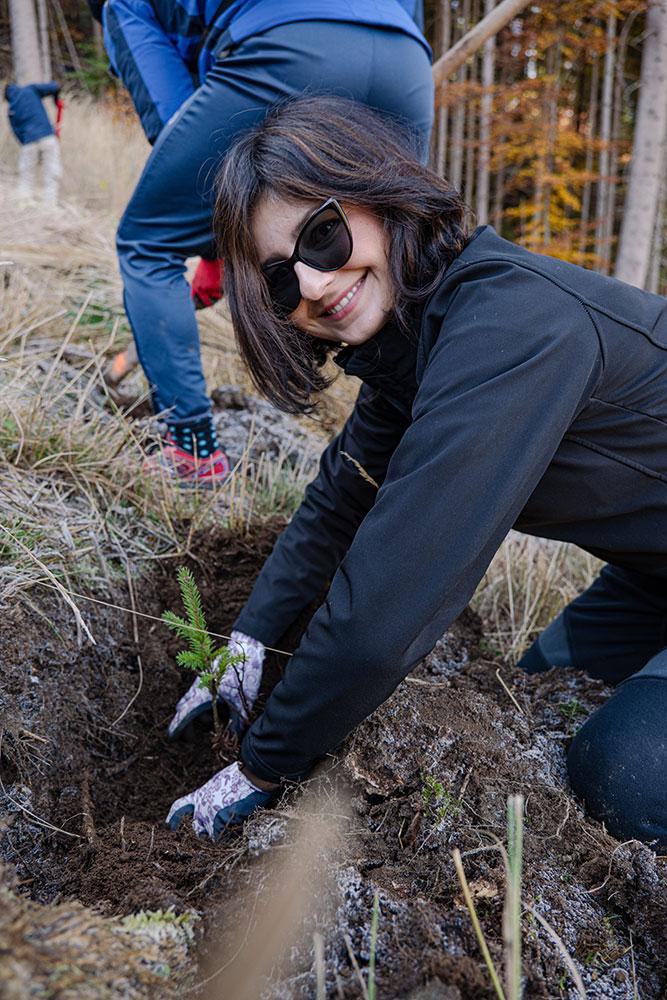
[1,115,666,998]
[2,513,667,999]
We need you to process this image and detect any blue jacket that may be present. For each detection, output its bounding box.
[5,82,59,145]
[102,0,428,143]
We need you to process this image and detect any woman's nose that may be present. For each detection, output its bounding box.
[293,261,336,304]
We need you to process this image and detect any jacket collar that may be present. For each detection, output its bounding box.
[334,317,420,416]
[334,317,418,378]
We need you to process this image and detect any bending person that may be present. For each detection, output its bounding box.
[166,96,667,848]
[92,0,433,485]
[5,81,63,204]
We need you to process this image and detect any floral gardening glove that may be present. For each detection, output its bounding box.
[166,762,276,839]
[167,630,265,739]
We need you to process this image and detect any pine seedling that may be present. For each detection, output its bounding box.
[162,566,243,734]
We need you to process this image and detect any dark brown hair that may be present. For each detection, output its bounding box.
[215,95,467,413]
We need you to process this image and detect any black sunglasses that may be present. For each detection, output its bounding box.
[262,198,353,316]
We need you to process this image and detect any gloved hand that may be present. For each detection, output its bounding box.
[166,761,276,838]
[191,257,224,309]
[167,630,265,739]
[55,98,64,139]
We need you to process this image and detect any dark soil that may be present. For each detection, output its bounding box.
[0,522,292,917]
[1,525,667,999]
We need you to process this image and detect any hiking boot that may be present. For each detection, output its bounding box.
[145,441,230,487]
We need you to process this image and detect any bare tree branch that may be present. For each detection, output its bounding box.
[433,0,533,85]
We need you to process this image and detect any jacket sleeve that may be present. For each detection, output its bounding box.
[34,82,60,101]
[103,0,195,144]
[234,383,411,646]
[240,267,603,782]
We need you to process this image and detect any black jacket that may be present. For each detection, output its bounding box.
[237,225,667,782]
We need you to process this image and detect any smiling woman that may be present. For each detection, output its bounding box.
[214,96,467,413]
[166,94,667,850]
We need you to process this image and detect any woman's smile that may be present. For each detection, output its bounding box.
[320,274,366,320]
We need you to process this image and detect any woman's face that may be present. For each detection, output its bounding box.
[252,195,393,346]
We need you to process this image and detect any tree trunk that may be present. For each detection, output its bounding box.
[51,0,82,73]
[615,0,667,288]
[463,0,481,206]
[648,139,667,293]
[9,0,42,84]
[493,152,506,231]
[476,0,496,223]
[436,1,452,177]
[543,44,561,247]
[449,0,470,192]
[93,20,104,59]
[532,46,554,248]
[606,10,641,271]
[579,55,599,260]
[36,0,51,79]
[594,11,616,273]
[492,58,509,232]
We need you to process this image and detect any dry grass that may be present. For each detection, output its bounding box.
[0,102,317,607]
[472,532,600,664]
[0,205,187,602]
[0,92,594,650]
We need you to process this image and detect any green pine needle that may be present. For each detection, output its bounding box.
[173,566,214,662]
[162,567,247,733]
[175,650,203,671]
[161,610,198,642]
[177,567,204,632]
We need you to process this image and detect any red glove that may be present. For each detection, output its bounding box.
[191,257,224,310]
[55,98,64,139]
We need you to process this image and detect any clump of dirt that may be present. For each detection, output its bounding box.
[244,619,667,999]
[1,525,667,999]
[0,863,194,999]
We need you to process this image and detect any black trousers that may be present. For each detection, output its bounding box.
[519,564,667,848]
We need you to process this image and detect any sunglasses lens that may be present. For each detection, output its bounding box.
[300,206,352,270]
[262,201,352,317]
[265,262,301,316]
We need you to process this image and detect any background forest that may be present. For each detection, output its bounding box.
[1,0,665,292]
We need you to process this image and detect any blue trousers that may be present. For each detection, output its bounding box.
[116,20,434,424]
[519,564,667,847]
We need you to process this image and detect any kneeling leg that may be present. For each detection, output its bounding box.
[567,650,667,848]
[519,564,667,684]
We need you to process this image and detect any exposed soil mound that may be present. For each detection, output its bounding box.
[328,638,667,999]
[1,525,666,998]
[0,864,193,999]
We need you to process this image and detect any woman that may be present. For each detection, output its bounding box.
[167,96,667,847]
[91,0,432,486]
